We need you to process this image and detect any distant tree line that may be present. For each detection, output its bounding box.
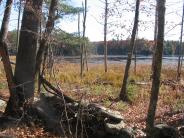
[7,29,93,56]
[93,39,181,56]
[7,30,180,56]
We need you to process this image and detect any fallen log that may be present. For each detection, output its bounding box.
[32,93,133,138]
[39,76,125,122]
[40,76,75,103]
[31,77,134,137]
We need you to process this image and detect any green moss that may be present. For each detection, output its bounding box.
[127,83,139,102]
[0,83,7,89]
[114,102,128,111]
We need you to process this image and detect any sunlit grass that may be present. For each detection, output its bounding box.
[0,60,184,112]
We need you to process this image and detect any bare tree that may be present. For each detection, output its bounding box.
[177,0,184,81]
[146,0,166,133]
[0,0,14,91]
[0,0,17,115]
[16,0,22,52]
[78,12,83,78]
[83,0,88,72]
[151,0,158,78]
[119,0,140,101]
[134,28,138,75]
[104,0,108,72]
[81,0,88,77]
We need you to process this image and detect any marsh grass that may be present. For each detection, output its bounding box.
[0,61,184,112]
[41,63,183,112]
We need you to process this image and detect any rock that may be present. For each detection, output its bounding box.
[105,121,134,138]
[105,121,126,134]
[0,99,6,111]
[152,124,179,138]
[33,93,134,137]
[119,127,135,138]
[88,103,124,122]
[179,126,184,137]
[104,127,134,138]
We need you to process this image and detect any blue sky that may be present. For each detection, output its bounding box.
[0,0,183,41]
[61,0,183,41]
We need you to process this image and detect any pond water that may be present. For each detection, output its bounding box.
[55,55,180,66]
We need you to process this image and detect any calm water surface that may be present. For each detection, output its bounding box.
[55,55,180,67]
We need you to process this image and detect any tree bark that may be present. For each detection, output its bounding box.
[0,0,14,92]
[177,1,184,81]
[80,0,88,77]
[78,12,83,78]
[13,0,43,107]
[134,28,138,75]
[151,1,158,78]
[119,0,140,101]
[0,0,19,116]
[104,0,108,73]
[146,0,166,133]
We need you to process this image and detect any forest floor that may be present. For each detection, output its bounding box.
[0,61,184,137]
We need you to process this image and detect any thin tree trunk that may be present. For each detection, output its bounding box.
[81,0,87,76]
[119,0,140,101]
[78,12,83,78]
[83,0,88,71]
[16,0,22,52]
[134,28,138,75]
[151,1,158,78]
[0,0,14,91]
[177,0,184,81]
[35,0,58,75]
[84,40,88,71]
[80,4,84,78]
[146,0,166,133]
[134,44,137,75]
[104,0,108,73]
[0,0,21,116]
[0,0,15,92]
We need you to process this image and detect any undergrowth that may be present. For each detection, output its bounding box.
[0,62,184,112]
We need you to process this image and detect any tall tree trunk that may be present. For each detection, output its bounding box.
[0,0,14,92]
[0,0,18,115]
[80,2,84,78]
[35,0,58,75]
[146,0,166,133]
[84,40,88,71]
[151,1,158,78]
[104,0,108,73]
[78,12,83,78]
[177,1,184,81]
[81,0,87,77]
[119,0,140,101]
[134,28,138,75]
[83,0,88,71]
[16,0,22,52]
[12,0,42,108]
